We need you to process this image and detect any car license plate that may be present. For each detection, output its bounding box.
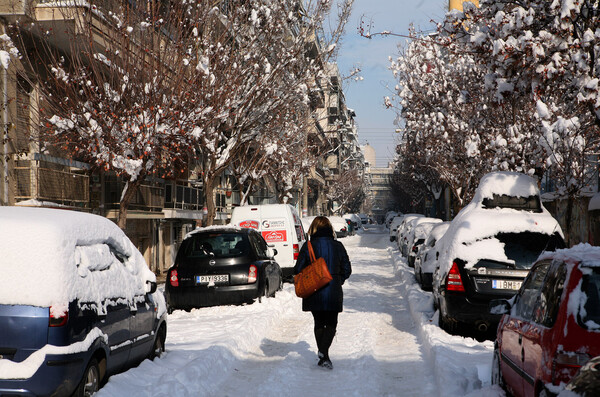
[492,280,522,290]
[195,274,229,284]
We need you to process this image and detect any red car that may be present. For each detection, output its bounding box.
[491,245,600,397]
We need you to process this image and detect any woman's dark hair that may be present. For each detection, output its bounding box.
[308,216,335,238]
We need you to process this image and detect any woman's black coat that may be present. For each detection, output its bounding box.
[293,236,352,312]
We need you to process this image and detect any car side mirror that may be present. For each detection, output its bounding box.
[147,281,157,294]
[489,299,511,315]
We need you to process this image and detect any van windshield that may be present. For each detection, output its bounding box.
[180,233,250,259]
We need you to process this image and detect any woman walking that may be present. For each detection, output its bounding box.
[294,216,352,369]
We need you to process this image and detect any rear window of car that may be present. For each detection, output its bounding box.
[180,233,251,259]
[472,232,565,269]
[579,269,600,330]
[482,194,542,212]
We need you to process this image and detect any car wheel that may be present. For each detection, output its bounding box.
[491,344,505,389]
[75,358,100,397]
[148,326,166,360]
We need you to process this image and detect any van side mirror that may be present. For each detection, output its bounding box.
[489,299,511,315]
[147,281,157,294]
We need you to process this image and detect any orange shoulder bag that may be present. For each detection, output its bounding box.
[294,241,333,298]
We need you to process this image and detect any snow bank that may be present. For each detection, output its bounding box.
[389,248,504,397]
[0,207,157,314]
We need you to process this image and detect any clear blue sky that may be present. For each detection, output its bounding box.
[336,0,446,167]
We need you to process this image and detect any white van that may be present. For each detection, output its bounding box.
[230,204,306,279]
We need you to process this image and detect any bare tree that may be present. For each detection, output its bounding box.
[187,0,354,225]
[326,168,365,214]
[9,0,200,228]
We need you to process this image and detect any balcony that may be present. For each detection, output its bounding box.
[14,155,90,208]
[104,175,164,213]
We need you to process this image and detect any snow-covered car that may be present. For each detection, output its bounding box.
[406,218,443,267]
[385,211,399,228]
[414,222,450,291]
[396,214,424,254]
[491,244,600,397]
[329,215,349,238]
[433,171,565,335]
[165,226,282,310]
[344,214,363,232]
[389,215,405,242]
[0,207,167,397]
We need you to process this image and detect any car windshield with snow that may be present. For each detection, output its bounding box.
[0,207,167,397]
[433,172,565,335]
[165,227,283,311]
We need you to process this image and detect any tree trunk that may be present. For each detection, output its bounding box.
[117,175,145,230]
[565,194,574,246]
[203,175,217,226]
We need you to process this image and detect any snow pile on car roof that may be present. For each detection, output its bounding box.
[0,207,156,314]
[471,171,540,203]
[436,172,563,278]
[538,243,600,267]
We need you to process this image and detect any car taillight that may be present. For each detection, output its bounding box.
[49,307,68,327]
[553,352,590,385]
[293,244,299,260]
[342,227,347,232]
[446,262,465,292]
[169,269,179,287]
[248,265,257,283]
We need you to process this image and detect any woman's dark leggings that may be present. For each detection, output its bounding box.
[312,311,338,359]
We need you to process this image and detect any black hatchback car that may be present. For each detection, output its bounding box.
[432,172,565,335]
[165,227,283,311]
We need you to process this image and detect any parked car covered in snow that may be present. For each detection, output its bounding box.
[0,207,167,397]
[406,218,443,267]
[329,216,350,238]
[166,226,282,311]
[344,214,363,232]
[415,222,450,291]
[491,244,600,397]
[396,214,424,253]
[433,172,564,334]
[389,215,404,242]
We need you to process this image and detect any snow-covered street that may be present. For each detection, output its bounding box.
[97,227,506,397]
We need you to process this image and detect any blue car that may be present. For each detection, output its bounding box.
[0,207,167,396]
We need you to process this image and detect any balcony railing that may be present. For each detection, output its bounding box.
[164,183,204,211]
[104,176,164,212]
[15,162,89,207]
